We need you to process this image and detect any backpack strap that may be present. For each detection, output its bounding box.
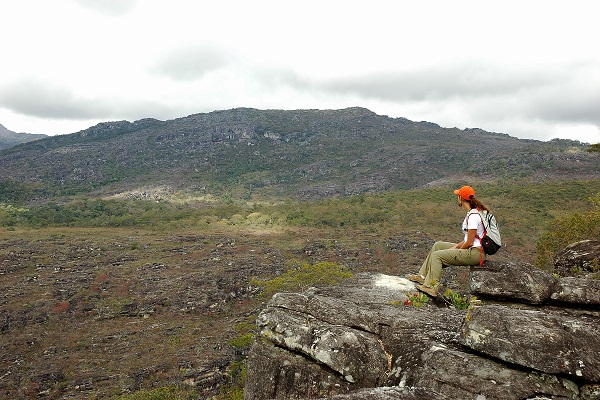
[474,210,488,240]
[471,210,487,266]
[467,210,488,240]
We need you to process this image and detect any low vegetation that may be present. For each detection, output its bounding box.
[110,386,198,400]
[442,289,470,310]
[251,261,353,296]
[1,180,599,398]
[536,192,600,269]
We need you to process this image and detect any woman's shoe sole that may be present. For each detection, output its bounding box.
[416,284,438,297]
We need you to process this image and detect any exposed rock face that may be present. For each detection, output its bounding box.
[414,344,579,399]
[461,304,599,382]
[554,240,600,277]
[471,261,600,306]
[316,386,450,399]
[245,261,600,400]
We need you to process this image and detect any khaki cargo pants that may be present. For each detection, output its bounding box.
[419,241,483,287]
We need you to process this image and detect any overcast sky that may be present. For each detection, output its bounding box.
[1,0,599,143]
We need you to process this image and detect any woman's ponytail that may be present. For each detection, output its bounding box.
[468,197,490,212]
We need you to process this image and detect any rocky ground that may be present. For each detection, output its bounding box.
[0,225,460,399]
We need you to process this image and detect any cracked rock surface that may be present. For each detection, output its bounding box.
[246,262,600,400]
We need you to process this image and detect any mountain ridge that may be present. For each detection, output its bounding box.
[0,124,47,150]
[0,107,597,203]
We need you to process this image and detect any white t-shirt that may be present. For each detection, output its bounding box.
[462,209,485,248]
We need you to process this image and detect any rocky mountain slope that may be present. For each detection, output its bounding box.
[0,124,46,150]
[0,108,597,203]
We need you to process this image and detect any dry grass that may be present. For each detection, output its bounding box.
[1,224,426,398]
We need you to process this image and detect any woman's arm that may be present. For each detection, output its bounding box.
[456,229,477,249]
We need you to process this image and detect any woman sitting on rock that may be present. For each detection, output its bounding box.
[408,185,488,297]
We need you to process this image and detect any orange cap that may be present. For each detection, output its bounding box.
[454,185,475,200]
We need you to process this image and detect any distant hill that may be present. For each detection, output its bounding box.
[0,124,47,150]
[0,107,598,203]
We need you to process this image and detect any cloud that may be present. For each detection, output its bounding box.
[304,61,600,138]
[1,1,598,143]
[0,80,102,119]
[527,67,600,127]
[0,78,176,122]
[316,62,558,102]
[150,44,236,82]
[72,0,137,16]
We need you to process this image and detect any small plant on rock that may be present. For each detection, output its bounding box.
[402,291,429,308]
[443,289,469,310]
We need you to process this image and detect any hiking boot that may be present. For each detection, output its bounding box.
[407,274,425,284]
[417,284,438,297]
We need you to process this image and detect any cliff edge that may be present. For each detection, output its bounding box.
[245,242,600,399]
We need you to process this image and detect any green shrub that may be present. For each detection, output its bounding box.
[215,386,244,400]
[228,333,254,349]
[536,193,600,269]
[0,203,29,226]
[251,261,353,295]
[443,289,470,310]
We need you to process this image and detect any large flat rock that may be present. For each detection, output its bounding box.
[461,304,600,382]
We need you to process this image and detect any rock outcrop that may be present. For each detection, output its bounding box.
[554,240,600,277]
[245,261,600,400]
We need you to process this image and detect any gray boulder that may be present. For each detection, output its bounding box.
[551,276,600,306]
[470,261,558,303]
[471,261,600,307]
[256,306,389,385]
[461,304,600,382]
[554,240,600,277]
[315,386,451,399]
[245,339,355,399]
[245,273,464,399]
[415,344,579,399]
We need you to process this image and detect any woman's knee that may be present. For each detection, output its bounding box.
[432,241,447,251]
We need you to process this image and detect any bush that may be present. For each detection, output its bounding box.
[228,333,254,349]
[536,193,600,269]
[397,292,429,308]
[251,261,353,295]
[443,289,470,310]
[0,203,29,226]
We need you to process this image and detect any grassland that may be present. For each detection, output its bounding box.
[1,181,599,399]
